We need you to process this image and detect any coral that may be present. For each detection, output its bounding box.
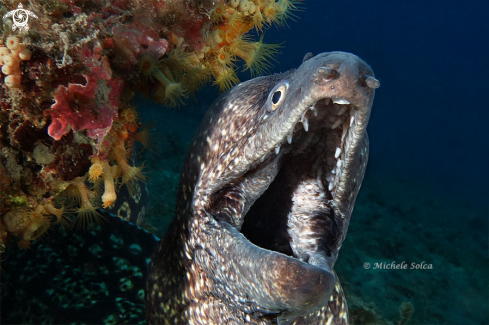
[2,205,51,248]
[90,157,118,208]
[44,202,73,229]
[0,37,31,89]
[100,161,117,208]
[5,36,20,50]
[69,176,105,229]
[139,54,188,107]
[20,205,51,242]
[0,0,301,257]
[134,0,299,103]
[4,75,21,88]
[88,160,104,183]
[119,106,139,132]
[109,136,145,196]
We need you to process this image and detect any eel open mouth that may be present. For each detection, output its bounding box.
[240,97,357,266]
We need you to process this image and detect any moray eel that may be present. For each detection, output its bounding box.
[146,52,379,324]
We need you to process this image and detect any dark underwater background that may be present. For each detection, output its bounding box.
[2,1,488,324]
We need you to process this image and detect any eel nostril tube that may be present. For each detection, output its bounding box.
[364,75,380,89]
[318,67,338,80]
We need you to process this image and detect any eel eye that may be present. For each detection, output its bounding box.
[267,82,288,112]
[272,91,282,105]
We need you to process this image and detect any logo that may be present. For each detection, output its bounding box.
[3,3,38,32]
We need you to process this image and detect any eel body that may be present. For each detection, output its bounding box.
[146,52,379,324]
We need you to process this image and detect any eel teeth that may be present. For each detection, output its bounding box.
[275,145,281,155]
[335,147,342,159]
[337,105,348,116]
[331,119,342,130]
[324,98,331,105]
[328,182,334,191]
[341,122,348,142]
[309,105,318,116]
[302,117,309,132]
[287,130,293,144]
[350,115,355,127]
[333,98,350,105]
[336,158,343,169]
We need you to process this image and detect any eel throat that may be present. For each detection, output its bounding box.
[146,52,379,324]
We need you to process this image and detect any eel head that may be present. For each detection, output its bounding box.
[147,52,378,323]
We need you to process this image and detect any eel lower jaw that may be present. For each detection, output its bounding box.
[221,222,337,317]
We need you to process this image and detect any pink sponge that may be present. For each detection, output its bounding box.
[46,64,123,145]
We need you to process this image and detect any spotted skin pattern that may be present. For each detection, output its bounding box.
[146,52,378,324]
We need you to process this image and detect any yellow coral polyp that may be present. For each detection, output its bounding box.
[0,47,9,65]
[44,203,73,229]
[88,160,104,183]
[120,107,139,127]
[216,50,234,66]
[2,63,18,75]
[0,46,9,56]
[21,205,51,241]
[4,75,21,88]
[211,65,240,92]
[228,35,281,76]
[155,67,188,107]
[110,140,145,196]
[183,65,211,94]
[229,0,240,8]
[139,54,158,80]
[1,37,31,90]
[206,30,224,49]
[18,48,32,61]
[139,55,188,107]
[210,3,227,22]
[3,208,30,234]
[101,161,117,208]
[2,206,51,247]
[89,157,117,208]
[238,0,251,14]
[133,127,150,149]
[252,10,265,31]
[265,0,300,27]
[70,176,105,229]
[5,36,20,50]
